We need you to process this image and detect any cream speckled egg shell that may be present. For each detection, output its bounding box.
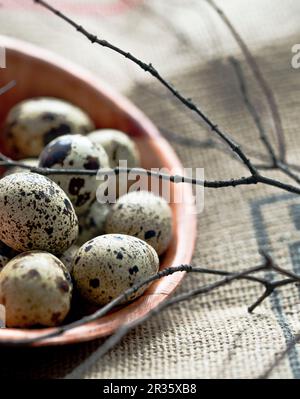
[0,173,78,254]
[0,251,72,327]
[38,134,110,215]
[88,129,140,168]
[1,97,94,159]
[105,191,173,255]
[72,234,159,306]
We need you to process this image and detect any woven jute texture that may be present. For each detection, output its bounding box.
[1,0,300,379]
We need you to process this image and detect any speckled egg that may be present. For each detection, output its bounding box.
[88,129,140,168]
[0,241,17,272]
[72,234,159,306]
[1,97,94,159]
[77,201,110,246]
[38,134,110,215]
[105,191,173,255]
[3,158,38,177]
[0,172,79,254]
[0,251,72,327]
[60,244,79,272]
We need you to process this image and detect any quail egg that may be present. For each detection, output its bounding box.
[60,244,79,272]
[105,191,173,255]
[1,97,94,159]
[0,251,72,327]
[72,234,159,306]
[0,240,17,272]
[88,129,140,168]
[3,158,38,177]
[38,134,110,215]
[0,172,78,254]
[77,201,110,246]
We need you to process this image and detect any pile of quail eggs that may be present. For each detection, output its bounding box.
[0,97,173,328]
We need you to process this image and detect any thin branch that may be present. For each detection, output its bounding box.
[206,0,286,162]
[4,158,300,194]
[247,278,295,313]
[66,265,267,378]
[276,162,300,185]
[230,57,300,186]
[64,255,298,379]
[230,57,277,166]
[33,0,258,177]
[25,0,300,379]
[3,252,299,348]
[135,80,277,165]
[31,0,300,198]
[0,260,277,347]
[260,251,300,282]
[136,77,299,176]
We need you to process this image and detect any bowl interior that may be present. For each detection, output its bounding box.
[0,36,196,346]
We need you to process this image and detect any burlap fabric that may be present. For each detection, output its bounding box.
[1,0,300,379]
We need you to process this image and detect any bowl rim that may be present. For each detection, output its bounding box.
[0,35,197,347]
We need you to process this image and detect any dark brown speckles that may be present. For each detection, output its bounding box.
[26,269,40,279]
[63,198,73,216]
[83,155,100,170]
[69,178,85,195]
[39,136,72,167]
[144,230,156,239]
[129,265,139,275]
[105,191,172,255]
[72,235,159,306]
[89,278,100,288]
[84,245,93,253]
[45,227,54,236]
[0,173,78,253]
[56,276,70,293]
[75,256,81,265]
[75,192,91,207]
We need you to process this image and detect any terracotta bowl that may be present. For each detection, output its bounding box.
[0,36,196,346]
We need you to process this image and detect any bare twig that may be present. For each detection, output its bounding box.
[4,158,300,194]
[2,253,299,349]
[230,57,300,186]
[206,0,286,162]
[64,254,299,378]
[33,0,258,177]
[0,263,264,346]
[230,57,277,166]
[22,0,300,380]
[31,0,300,198]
